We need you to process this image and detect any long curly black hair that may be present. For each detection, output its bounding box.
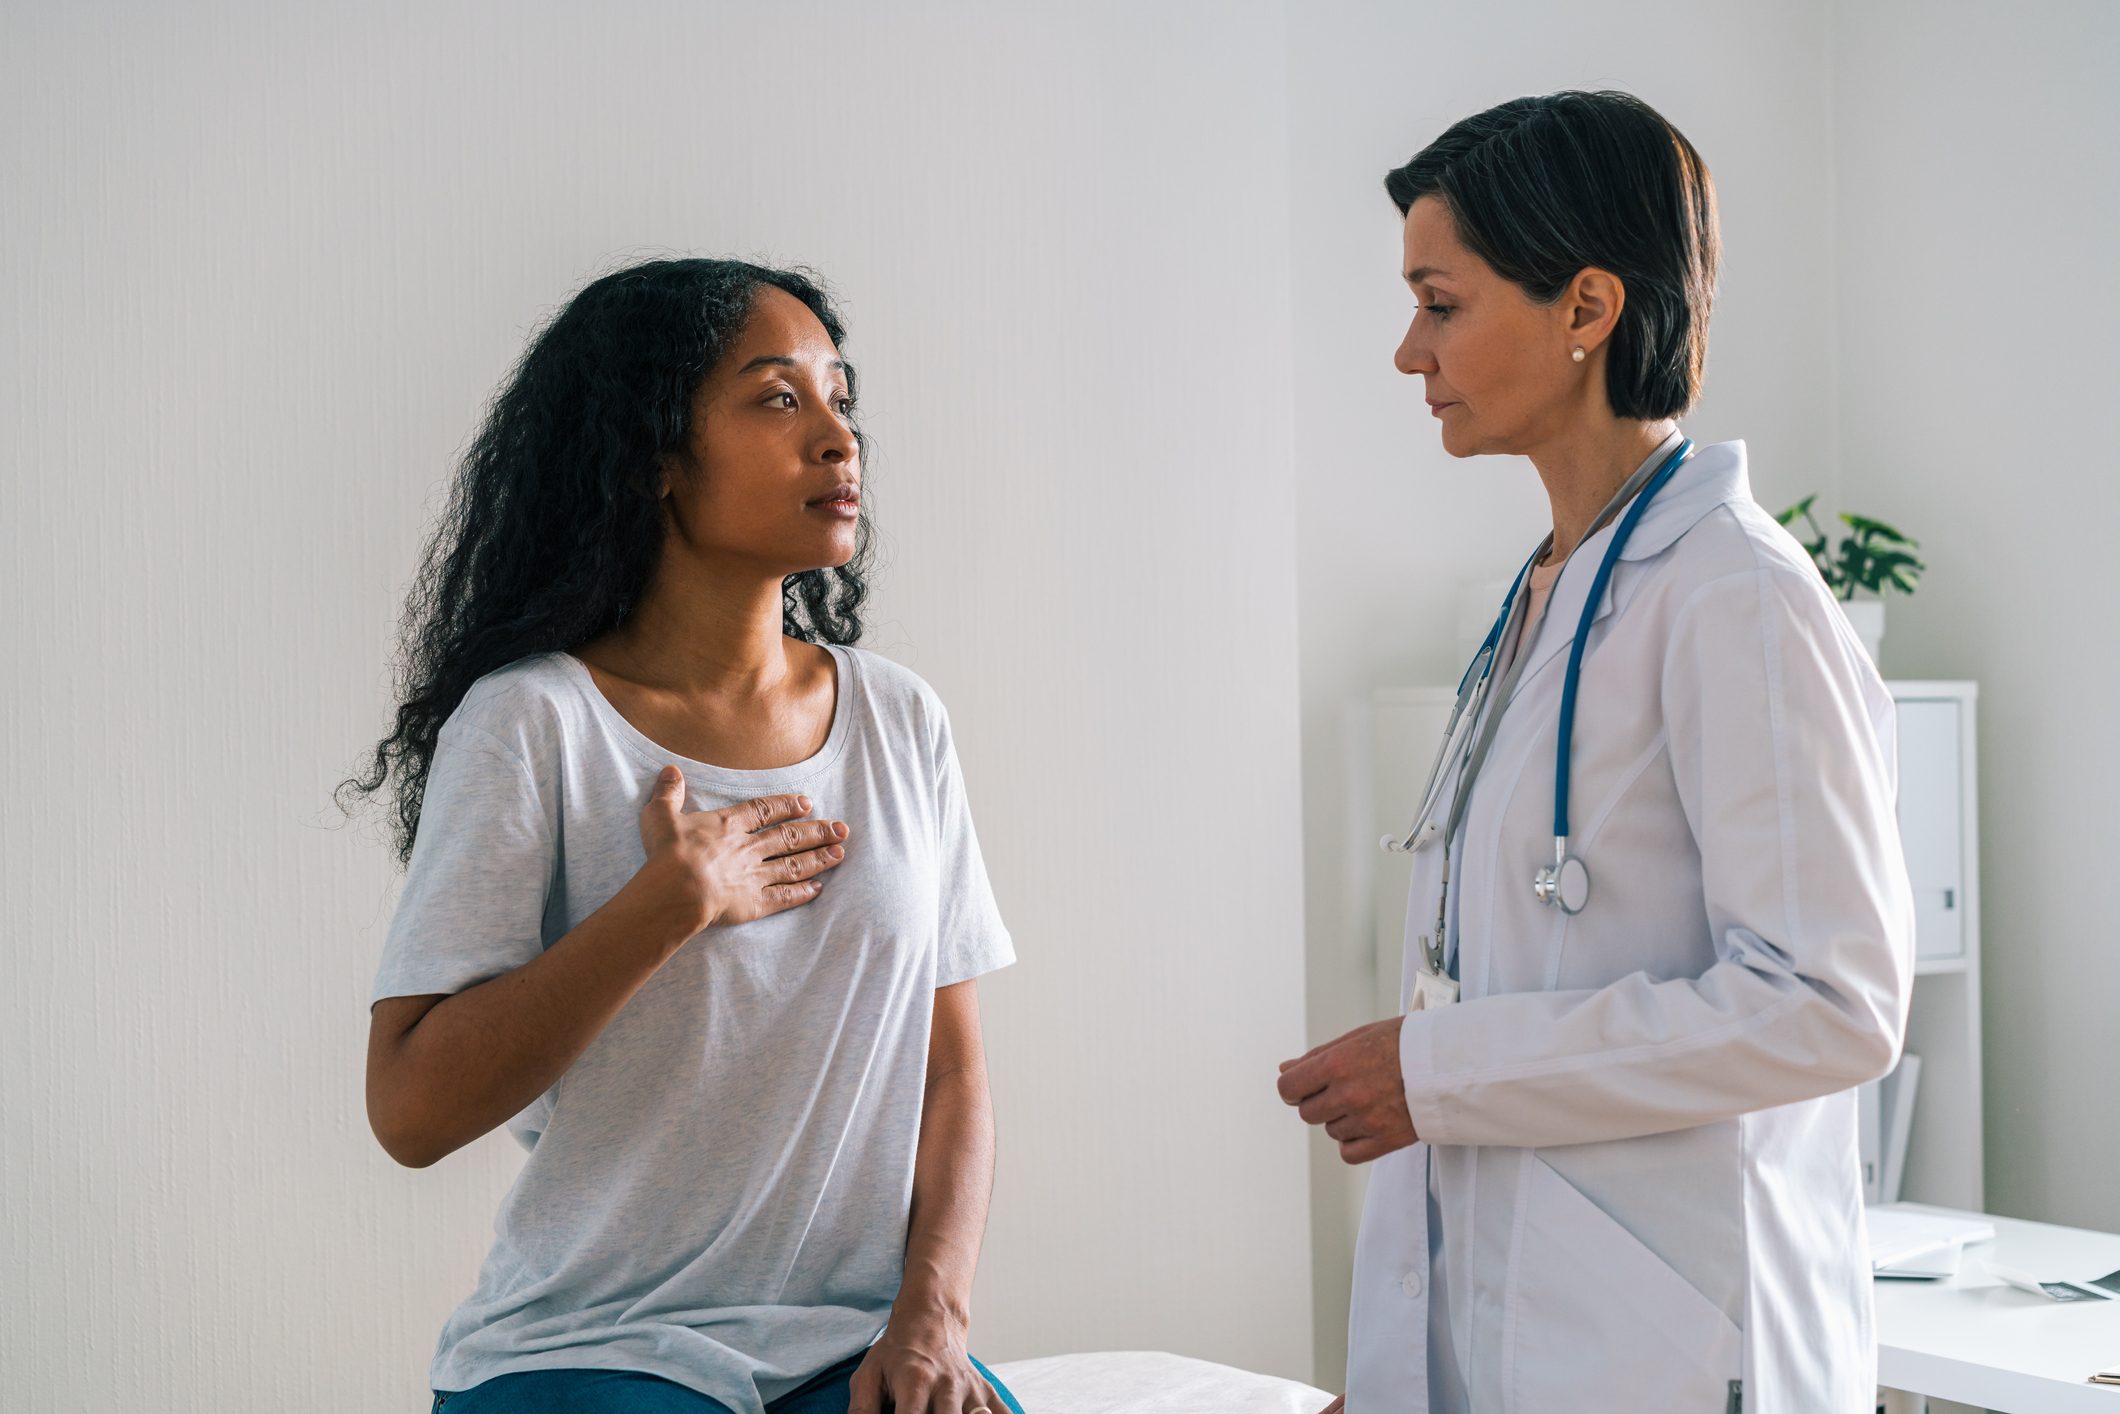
[339,257,872,868]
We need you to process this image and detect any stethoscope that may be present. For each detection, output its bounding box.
[1380,437,1696,928]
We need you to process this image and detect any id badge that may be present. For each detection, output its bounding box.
[1411,965,1459,1011]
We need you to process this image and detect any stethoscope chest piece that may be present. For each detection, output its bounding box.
[1532,848,1591,915]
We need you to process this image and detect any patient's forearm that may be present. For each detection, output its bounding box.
[897,1063,995,1325]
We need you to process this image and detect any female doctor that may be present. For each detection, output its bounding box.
[1278,91,1915,1413]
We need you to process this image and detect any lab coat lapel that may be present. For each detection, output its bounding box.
[1500,529,1618,711]
[1501,441,1751,711]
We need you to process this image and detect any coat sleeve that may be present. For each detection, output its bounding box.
[1399,564,1916,1149]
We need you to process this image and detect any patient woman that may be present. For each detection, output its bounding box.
[345,258,1024,1414]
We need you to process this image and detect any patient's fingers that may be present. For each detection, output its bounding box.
[759,879,827,914]
[755,816,849,859]
[770,843,846,886]
[740,792,818,833]
[846,1362,885,1414]
[1317,1397,1347,1414]
[896,1373,937,1413]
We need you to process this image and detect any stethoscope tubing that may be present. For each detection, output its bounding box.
[1387,437,1697,922]
[1389,546,1541,854]
[1550,438,1694,842]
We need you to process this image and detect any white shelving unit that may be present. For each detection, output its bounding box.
[1363,680,1984,1206]
[1888,681,1984,1211]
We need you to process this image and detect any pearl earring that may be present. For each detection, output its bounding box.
[1571,346,1586,363]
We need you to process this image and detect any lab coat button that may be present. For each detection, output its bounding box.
[1401,1269,1424,1299]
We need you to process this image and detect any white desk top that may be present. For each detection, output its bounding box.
[1876,1204,2120,1412]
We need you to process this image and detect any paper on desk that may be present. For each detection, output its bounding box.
[1987,1262,2120,1303]
[1867,1207,1996,1271]
[1873,1244,1960,1280]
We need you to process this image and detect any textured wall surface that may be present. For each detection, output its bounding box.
[0,3,1313,1407]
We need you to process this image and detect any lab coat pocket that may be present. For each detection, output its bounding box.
[1507,1154,1741,1414]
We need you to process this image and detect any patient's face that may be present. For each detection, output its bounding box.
[661,286,863,576]
[1393,195,1574,458]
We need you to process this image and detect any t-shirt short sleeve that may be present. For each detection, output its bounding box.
[371,720,556,1004]
[929,701,1014,988]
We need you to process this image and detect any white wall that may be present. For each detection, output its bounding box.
[1282,1,1842,1384]
[0,3,1314,1408]
[1831,0,2120,1232]
[12,2,2118,1405]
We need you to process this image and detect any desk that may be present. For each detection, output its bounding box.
[1878,1204,2120,1412]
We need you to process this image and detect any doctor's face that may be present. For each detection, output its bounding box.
[1393,195,1577,457]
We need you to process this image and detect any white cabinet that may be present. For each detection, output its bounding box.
[1896,698,1967,964]
[1887,682,1984,1210]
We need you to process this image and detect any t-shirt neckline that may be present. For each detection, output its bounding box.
[556,643,857,790]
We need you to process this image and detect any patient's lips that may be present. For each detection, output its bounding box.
[806,482,862,517]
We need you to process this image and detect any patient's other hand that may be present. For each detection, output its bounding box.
[1275,1016,1417,1164]
[1316,1398,1346,1414]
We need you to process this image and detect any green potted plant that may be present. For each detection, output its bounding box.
[1774,495,1926,664]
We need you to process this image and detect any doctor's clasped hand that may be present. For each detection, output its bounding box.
[1277,1017,1418,1165]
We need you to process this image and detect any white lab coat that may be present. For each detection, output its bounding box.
[1348,441,1915,1414]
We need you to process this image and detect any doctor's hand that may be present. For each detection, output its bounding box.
[1277,1016,1417,1165]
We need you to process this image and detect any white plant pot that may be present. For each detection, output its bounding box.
[1840,598,1886,666]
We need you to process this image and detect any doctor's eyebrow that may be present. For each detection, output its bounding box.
[1405,266,1455,286]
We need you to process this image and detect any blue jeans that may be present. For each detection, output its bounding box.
[432,1352,1027,1414]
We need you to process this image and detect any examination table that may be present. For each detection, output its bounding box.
[986,1350,1334,1413]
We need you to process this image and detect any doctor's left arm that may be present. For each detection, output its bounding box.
[1398,565,1916,1151]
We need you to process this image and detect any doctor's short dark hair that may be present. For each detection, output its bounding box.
[1385,90,1720,420]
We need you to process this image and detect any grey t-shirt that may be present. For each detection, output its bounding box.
[371,645,1014,1411]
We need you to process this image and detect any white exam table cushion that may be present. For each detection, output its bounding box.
[986,1350,1333,1414]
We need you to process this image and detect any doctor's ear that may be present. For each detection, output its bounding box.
[1561,267,1628,360]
